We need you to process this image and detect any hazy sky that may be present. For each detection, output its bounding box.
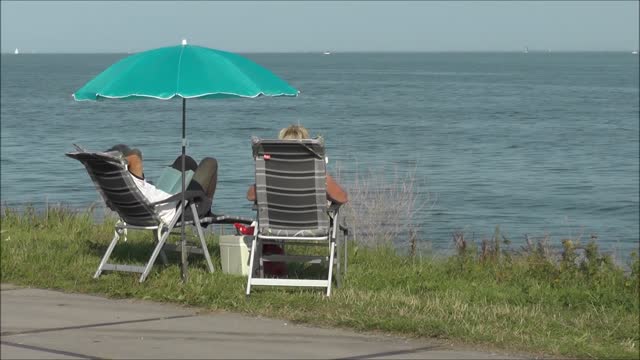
[1,1,638,53]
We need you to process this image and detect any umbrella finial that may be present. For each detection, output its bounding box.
[182,39,188,46]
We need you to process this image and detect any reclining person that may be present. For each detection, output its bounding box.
[245,124,348,206]
[107,144,218,223]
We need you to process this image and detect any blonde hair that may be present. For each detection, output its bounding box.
[278,124,310,140]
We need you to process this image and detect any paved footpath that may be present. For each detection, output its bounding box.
[1,284,528,359]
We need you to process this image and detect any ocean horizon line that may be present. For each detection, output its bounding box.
[2,50,638,55]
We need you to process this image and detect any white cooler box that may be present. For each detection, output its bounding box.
[219,235,252,276]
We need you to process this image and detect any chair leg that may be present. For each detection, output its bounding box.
[344,232,348,275]
[246,235,258,295]
[330,212,341,291]
[326,241,336,297]
[335,236,342,289]
[140,227,171,282]
[94,228,121,279]
[154,230,169,266]
[256,237,265,278]
[191,203,214,273]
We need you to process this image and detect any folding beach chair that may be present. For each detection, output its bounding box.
[66,145,252,282]
[245,137,346,296]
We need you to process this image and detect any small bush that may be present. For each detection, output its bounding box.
[336,165,430,252]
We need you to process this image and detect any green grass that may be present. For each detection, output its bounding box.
[1,206,638,359]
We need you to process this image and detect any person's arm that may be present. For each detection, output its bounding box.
[246,184,256,202]
[326,174,348,205]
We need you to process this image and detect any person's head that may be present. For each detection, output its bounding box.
[278,124,309,140]
[107,144,143,178]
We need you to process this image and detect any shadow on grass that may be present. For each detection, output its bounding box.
[87,235,221,272]
[287,263,331,280]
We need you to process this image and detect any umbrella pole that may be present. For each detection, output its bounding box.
[181,98,188,283]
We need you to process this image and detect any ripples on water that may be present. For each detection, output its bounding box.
[1,52,638,255]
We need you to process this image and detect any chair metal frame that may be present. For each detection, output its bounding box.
[67,146,251,282]
[94,202,214,282]
[245,138,346,296]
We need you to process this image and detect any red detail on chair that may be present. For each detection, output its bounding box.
[263,154,271,160]
[233,223,287,276]
[234,223,254,235]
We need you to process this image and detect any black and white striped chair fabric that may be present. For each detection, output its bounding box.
[66,151,160,226]
[252,137,330,238]
[247,137,343,297]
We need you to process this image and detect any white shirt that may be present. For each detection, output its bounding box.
[130,174,178,224]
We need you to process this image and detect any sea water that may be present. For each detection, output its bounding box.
[1,52,638,255]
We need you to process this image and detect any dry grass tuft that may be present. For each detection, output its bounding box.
[335,165,431,255]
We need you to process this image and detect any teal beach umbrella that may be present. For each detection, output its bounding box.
[73,40,299,282]
[73,43,298,101]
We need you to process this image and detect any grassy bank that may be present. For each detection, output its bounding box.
[1,206,638,359]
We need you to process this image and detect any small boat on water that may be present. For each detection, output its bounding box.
[14,48,19,55]
[632,50,638,55]
[323,51,331,55]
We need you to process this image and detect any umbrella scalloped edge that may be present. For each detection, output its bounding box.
[72,91,300,101]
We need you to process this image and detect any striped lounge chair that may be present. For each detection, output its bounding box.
[246,137,345,296]
[66,145,252,282]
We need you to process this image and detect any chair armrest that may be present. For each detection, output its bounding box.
[328,203,349,235]
[206,214,254,225]
[339,223,349,236]
[328,202,342,214]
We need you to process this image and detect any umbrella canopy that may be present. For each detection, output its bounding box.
[73,41,298,282]
[73,44,298,100]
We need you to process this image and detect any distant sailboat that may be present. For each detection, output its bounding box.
[523,47,529,54]
[323,51,331,55]
[14,48,19,55]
